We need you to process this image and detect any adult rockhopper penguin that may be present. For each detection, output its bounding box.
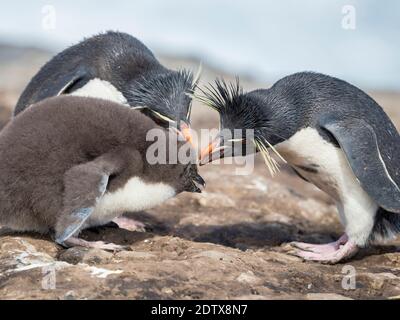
[198,72,400,263]
[0,96,204,250]
[14,31,199,143]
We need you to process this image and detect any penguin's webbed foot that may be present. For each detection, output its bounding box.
[60,237,131,252]
[112,216,146,232]
[290,234,348,254]
[287,234,358,264]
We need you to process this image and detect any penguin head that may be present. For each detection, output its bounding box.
[198,78,286,167]
[126,69,198,146]
[144,135,205,194]
[178,163,206,194]
[145,160,205,194]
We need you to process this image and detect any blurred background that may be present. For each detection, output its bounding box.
[0,0,399,127]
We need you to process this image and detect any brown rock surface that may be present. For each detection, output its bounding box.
[0,46,399,300]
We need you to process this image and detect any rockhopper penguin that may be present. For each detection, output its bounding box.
[0,96,205,250]
[198,72,400,263]
[14,31,199,144]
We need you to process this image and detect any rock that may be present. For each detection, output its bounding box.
[81,249,113,264]
[115,251,156,260]
[359,272,399,290]
[58,247,90,264]
[245,177,268,192]
[306,293,353,300]
[80,264,123,278]
[194,192,236,208]
[59,248,113,265]
[236,271,260,284]
[194,250,235,262]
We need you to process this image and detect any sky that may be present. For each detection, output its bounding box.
[0,0,399,90]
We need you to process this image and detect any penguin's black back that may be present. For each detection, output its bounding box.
[15,31,166,114]
[267,72,393,128]
[265,72,400,209]
[269,72,400,237]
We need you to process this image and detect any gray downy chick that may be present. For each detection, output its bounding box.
[0,95,204,250]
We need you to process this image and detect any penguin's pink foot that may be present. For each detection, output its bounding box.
[290,236,358,264]
[63,237,129,252]
[290,234,348,254]
[112,216,146,232]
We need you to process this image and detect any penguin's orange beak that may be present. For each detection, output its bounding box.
[199,135,227,166]
[180,122,194,147]
[179,121,196,149]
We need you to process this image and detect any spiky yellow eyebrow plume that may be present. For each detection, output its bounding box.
[262,137,287,164]
[192,62,202,89]
[193,91,219,111]
[253,137,286,176]
[151,110,176,124]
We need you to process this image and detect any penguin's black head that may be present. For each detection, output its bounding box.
[144,133,205,194]
[198,78,287,170]
[180,163,206,193]
[126,69,198,147]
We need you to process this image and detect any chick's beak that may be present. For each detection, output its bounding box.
[192,174,206,193]
[199,135,227,166]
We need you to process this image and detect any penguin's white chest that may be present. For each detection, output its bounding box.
[275,127,378,245]
[70,78,128,106]
[87,177,176,227]
[275,127,372,205]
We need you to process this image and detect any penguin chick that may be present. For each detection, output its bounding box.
[199,72,400,264]
[0,96,205,251]
[14,31,200,144]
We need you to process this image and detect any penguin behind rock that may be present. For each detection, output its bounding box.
[14,31,199,142]
[198,72,400,263]
[0,96,204,250]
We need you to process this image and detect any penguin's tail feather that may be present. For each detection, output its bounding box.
[370,208,400,243]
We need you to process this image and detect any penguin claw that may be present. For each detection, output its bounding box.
[285,249,304,258]
[287,234,350,255]
[289,241,313,251]
[89,241,131,252]
[61,237,131,252]
[287,241,358,264]
[289,241,337,254]
[112,216,146,232]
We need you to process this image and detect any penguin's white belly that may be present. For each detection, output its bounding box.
[275,127,378,245]
[275,127,376,214]
[87,177,176,227]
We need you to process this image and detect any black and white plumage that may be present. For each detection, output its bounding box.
[199,72,400,263]
[14,31,198,137]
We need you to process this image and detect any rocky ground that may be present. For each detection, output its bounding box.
[0,45,399,300]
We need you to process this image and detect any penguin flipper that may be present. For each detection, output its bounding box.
[52,65,89,96]
[55,164,109,245]
[320,116,400,213]
[14,66,89,116]
[55,149,143,244]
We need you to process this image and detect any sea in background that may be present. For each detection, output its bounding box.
[0,0,399,90]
